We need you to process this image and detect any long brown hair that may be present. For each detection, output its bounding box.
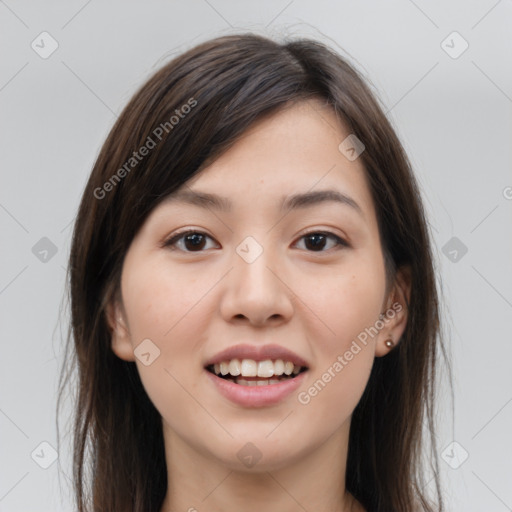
[58,33,450,512]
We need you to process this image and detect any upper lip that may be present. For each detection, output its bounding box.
[204,344,309,368]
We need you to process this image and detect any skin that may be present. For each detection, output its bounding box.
[107,99,410,512]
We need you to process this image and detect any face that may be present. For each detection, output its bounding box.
[107,99,409,472]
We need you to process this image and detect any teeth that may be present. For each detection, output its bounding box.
[257,359,274,378]
[235,377,285,386]
[211,358,304,378]
[220,361,229,376]
[273,359,284,375]
[241,359,258,377]
[228,359,241,376]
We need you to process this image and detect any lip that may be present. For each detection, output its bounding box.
[205,368,308,408]
[204,343,309,367]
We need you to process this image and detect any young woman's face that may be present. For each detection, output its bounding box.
[109,99,408,472]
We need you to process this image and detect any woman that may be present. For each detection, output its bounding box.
[59,33,448,512]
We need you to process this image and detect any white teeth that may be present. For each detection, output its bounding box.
[212,358,304,378]
[241,359,258,377]
[235,377,285,386]
[273,359,285,375]
[220,361,229,376]
[228,359,241,376]
[257,360,274,378]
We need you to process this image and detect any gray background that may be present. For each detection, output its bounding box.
[1,1,511,511]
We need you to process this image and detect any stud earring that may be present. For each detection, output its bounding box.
[385,339,394,349]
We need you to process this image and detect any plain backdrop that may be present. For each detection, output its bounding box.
[1,1,511,511]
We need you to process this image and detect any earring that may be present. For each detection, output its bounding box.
[385,338,394,349]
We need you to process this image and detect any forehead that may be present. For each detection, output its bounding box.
[163,99,376,221]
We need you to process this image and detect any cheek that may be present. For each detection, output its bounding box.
[293,253,384,419]
[122,259,213,342]
[298,348,374,431]
[119,258,218,406]
[297,302,378,430]
[302,251,386,347]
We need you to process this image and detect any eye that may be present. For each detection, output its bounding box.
[163,229,349,253]
[163,230,218,252]
[294,231,348,252]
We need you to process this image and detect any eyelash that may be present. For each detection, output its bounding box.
[162,229,349,253]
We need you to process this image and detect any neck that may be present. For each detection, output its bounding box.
[159,420,364,512]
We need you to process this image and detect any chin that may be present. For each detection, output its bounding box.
[206,430,314,473]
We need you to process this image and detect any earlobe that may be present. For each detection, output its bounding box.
[105,300,135,362]
[375,266,411,357]
[384,338,395,349]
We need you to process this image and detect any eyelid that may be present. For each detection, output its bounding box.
[161,228,218,250]
[294,230,349,251]
[296,227,350,246]
[162,227,350,253]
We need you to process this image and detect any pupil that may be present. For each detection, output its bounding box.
[306,234,326,251]
[183,233,327,251]
[185,233,205,251]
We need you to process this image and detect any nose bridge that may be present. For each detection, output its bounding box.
[234,234,279,296]
[220,234,293,324]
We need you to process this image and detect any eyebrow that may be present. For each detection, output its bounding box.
[163,189,364,217]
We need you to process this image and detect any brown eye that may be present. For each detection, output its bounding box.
[164,230,217,252]
[163,230,348,253]
[295,232,348,252]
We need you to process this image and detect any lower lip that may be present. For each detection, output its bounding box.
[205,369,308,408]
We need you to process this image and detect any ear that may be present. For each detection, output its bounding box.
[375,265,411,357]
[105,296,135,362]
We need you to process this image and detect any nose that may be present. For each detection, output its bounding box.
[219,243,294,327]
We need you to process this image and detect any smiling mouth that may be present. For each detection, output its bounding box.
[206,359,308,386]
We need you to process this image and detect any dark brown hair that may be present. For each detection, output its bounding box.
[58,33,449,512]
